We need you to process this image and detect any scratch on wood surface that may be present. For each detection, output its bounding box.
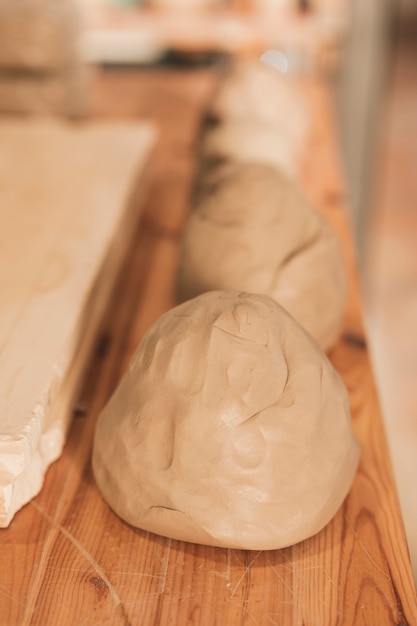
[296,561,338,588]
[248,609,261,625]
[158,538,172,595]
[266,614,284,626]
[28,502,130,625]
[122,589,199,610]
[293,547,357,615]
[230,551,262,597]
[345,517,391,580]
[271,549,333,614]
[21,511,62,624]
[167,591,198,603]
[113,571,164,580]
[19,435,85,626]
[209,548,231,584]
[44,564,164,580]
[0,581,26,608]
[266,554,292,573]
[238,600,261,625]
[269,564,295,598]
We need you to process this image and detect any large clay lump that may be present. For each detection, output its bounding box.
[93,291,359,549]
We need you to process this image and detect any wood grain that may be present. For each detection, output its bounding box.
[0,66,416,625]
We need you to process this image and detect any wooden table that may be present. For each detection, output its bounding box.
[1,65,416,625]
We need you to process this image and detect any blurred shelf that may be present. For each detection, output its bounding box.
[80,3,348,71]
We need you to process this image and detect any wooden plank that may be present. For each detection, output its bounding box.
[0,66,416,625]
[0,119,156,527]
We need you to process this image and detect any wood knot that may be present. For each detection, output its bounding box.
[89,575,109,600]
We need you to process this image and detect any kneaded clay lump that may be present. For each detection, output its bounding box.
[177,163,347,351]
[199,119,299,181]
[93,291,359,550]
[195,60,309,186]
[203,58,308,155]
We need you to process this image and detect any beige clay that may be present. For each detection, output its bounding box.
[192,59,309,204]
[93,291,359,550]
[203,58,309,154]
[199,119,298,180]
[177,163,347,351]
[196,60,310,184]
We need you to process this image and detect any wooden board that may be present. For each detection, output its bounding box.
[0,120,156,527]
[0,66,416,625]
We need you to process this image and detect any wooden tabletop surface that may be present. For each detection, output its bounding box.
[1,64,417,626]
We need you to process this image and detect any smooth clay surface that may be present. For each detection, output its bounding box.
[203,58,308,153]
[93,291,359,550]
[199,119,299,181]
[177,163,347,351]
[197,58,309,181]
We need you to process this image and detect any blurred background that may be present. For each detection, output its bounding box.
[1,0,416,583]
[359,0,417,585]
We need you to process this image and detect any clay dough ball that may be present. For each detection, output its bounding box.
[92,291,359,550]
[199,119,298,181]
[177,163,347,351]
[192,60,308,201]
[204,59,309,154]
